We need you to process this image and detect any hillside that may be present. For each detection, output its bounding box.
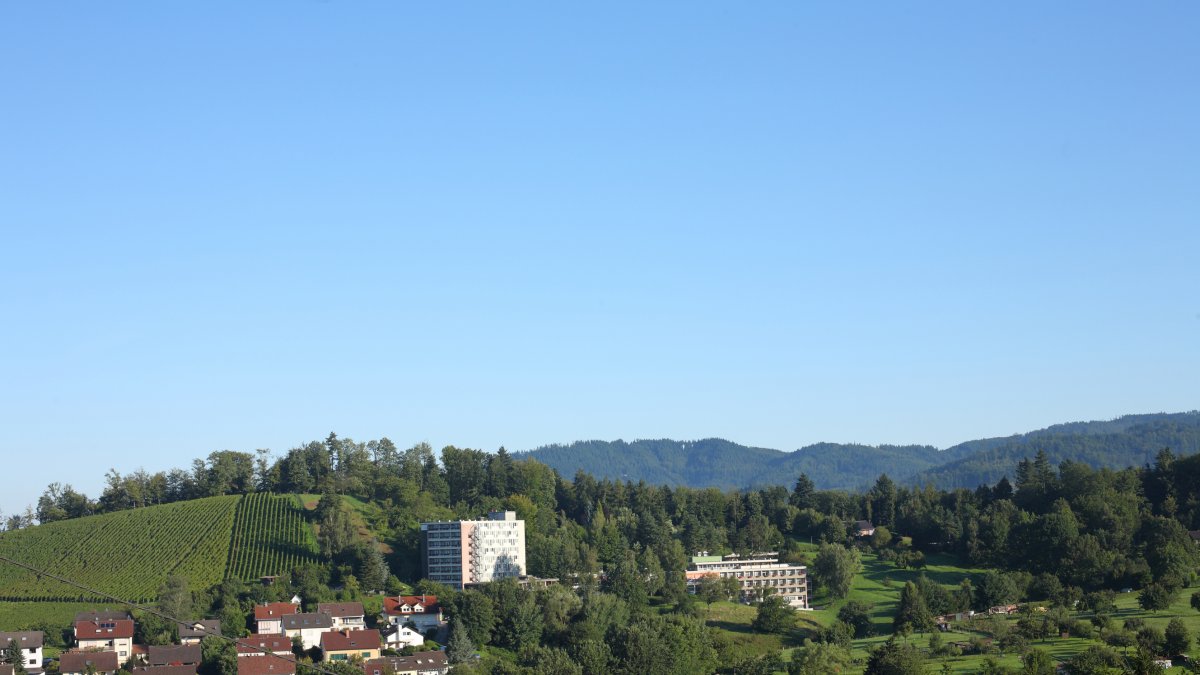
[519,412,1200,491]
[909,414,1200,487]
[0,493,318,602]
[516,438,944,491]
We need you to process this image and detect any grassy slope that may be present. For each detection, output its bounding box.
[703,543,1200,673]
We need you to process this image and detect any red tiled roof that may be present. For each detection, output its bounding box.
[254,603,299,621]
[382,596,440,616]
[75,620,134,640]
[61,651,119,674]
[237,656,296,675]
[321,630,380,652]
[236,635,293,655]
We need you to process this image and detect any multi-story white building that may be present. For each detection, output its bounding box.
[685,552,810,609]
[420,511,525,588]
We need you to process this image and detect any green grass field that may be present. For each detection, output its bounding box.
[786,545,1198,673]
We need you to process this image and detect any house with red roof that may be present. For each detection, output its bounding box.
[74,619,134,661]
[236,635,293,658]
[254,602,299,635]
[382,596,443,633]
[320,629,381,662]
[236,656,296,675]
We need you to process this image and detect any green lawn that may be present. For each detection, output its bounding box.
[789,544,1200,673]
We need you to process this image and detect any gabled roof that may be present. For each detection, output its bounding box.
[236,635,293,655]
[75,620,134,640]
[0,631,44,650]
[363,652,447,675]
[254,603,299,621]
[321,630,380,652]
[382,596,440,616]
[75,611,132,623]
[132,666,198,675]
[60,651,120,674]
[236,656,296,675]
[178,620,221,641]
[281,613,332,631]
[317,602,364,618]
[146,645,201,666]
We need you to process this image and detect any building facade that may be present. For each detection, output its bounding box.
[419,511,525,588]
[685,553,810,609]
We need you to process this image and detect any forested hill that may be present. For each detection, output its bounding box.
[518,412,1200,491]
[909,414,1200,488]
[514,438,943,491]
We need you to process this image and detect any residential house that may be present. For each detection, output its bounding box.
[75,612,132,623]
[132,666,198,675]
[236,656,296,675]
[281,613,333,650]
[146,645,201,667]
[0,631,44,673]
[317,603,365,631]
[382,596,443,633]
[380,625,424,650]
[236,635,293,658]
[254,603,299,636]
[320,630,381,662]
[60,651,120,675]
[363,652,448,675]
[853,520,876,537]
[75,619,134,661]
[178,620,221,646]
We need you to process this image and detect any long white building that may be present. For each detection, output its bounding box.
[420,511,526,588]
[685,552,810,608]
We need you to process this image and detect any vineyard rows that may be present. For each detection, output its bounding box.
[226,492,318,580]
[0,496,239,603]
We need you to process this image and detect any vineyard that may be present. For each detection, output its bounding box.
[225,492,318,580]
[0,496,238,603]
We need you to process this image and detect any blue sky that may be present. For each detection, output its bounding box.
[2,2,1197,517]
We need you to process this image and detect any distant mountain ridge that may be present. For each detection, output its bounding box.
[516,411,1200,491]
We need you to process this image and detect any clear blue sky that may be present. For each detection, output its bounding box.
[2,2,1197,517]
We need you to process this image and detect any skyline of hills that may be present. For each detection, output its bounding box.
[518,411,1200,491]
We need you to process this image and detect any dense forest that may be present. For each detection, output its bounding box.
[519,412,1200,491]
[6,423,1200,673]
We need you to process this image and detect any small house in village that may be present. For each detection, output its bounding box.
[236,635,293,658]
[320,629,381,662]
[236,655,296,675]
[282,613,333,650]
[382,596,443,633]
[381,625,424,650]
[363,652,448,675]
[254,603,300,636]
[177,621,221,646]
[0,631,44,673]
[145,645,201,667]
[317,603,365,631]
[60,651,120,675]
[75,619,134,662]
